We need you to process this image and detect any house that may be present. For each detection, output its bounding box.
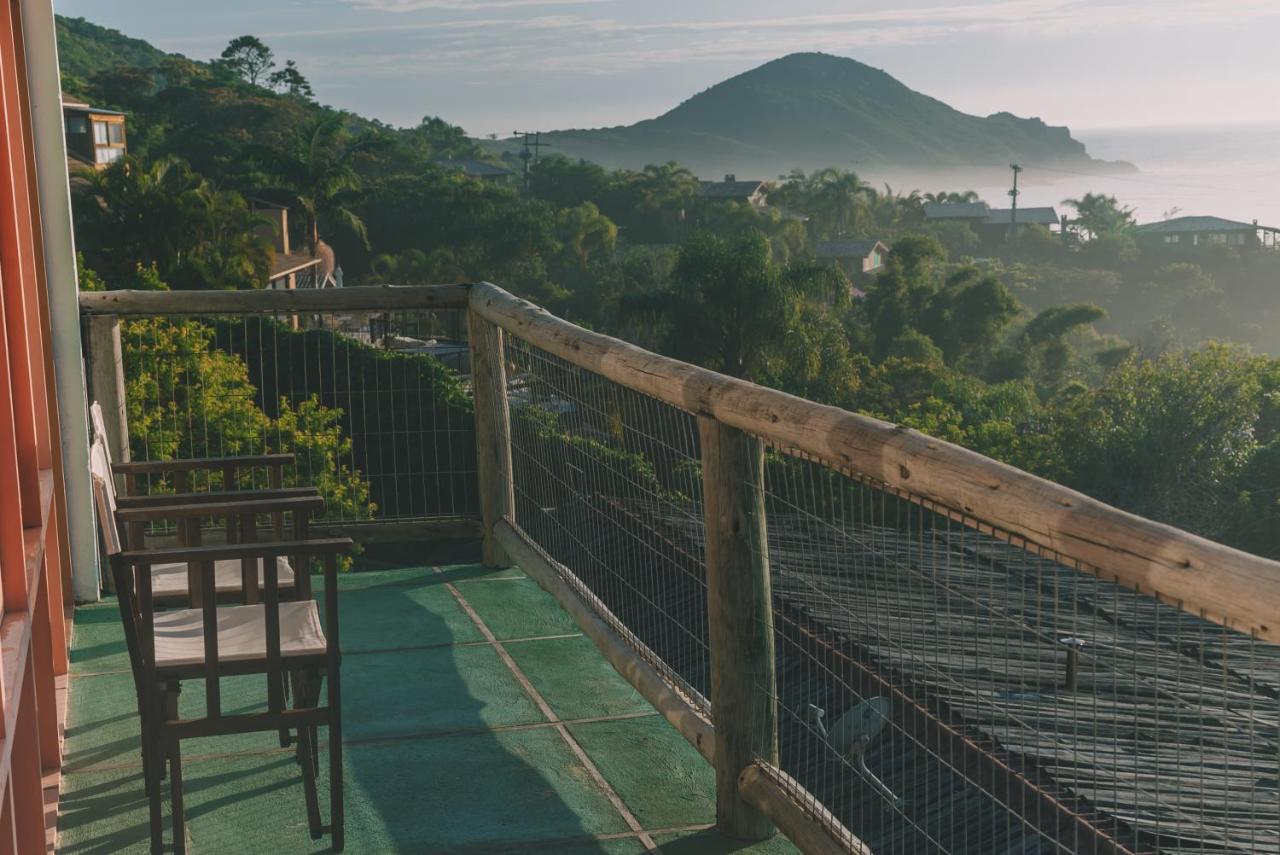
[249,199,329,289]
[1134,215,1280,249]
[923,202,1061,240]
[436,159,515,185]
[62,96,126,169]
[815,238,888,282]
[699,174,768,207]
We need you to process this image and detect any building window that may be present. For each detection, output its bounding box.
[90,118,125,166]
[1163,235,1180,244]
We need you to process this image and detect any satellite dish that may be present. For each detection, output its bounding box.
[806,697,901,805]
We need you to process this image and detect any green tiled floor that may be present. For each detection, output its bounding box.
[58,563,800,853]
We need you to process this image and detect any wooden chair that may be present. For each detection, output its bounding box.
[88,403,319,605]
[91,439,350,854]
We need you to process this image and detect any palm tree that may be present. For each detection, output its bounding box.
[247,114,384,253]
[1062,193,1135,239]
[556,202,617,268]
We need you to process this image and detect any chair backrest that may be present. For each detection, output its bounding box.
[90,433,122,556]
[89,401,112,467]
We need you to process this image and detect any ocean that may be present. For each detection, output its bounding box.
[986,123,1280,227]
[860,122,1280,228]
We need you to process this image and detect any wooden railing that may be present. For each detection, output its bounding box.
[81,283,1280,854]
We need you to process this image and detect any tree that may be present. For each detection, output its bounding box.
[248,114,382,252]
[1062,192,1135,239]
[621,231,836,381]
[1055,345,1268,538]
[268,60,313,99]
[219,35,275,86]
[73,155,272,289]
[555,202,617,269]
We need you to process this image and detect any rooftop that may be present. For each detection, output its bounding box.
[984,206,1059,225]
[57,558,799,854]
[1135,215,1279,234]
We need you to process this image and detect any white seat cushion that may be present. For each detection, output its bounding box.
[153,601,326,669]
[151,557,295,599]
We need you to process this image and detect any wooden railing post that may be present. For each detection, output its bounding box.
[467,308,514,567]
[699,416,778,841]
[86,313,129,465]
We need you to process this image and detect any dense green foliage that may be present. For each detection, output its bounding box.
[60,19,1280,559]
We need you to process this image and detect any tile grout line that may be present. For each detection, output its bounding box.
[68,631,587,679]
[64,710,664,775]
[437,568,660,852]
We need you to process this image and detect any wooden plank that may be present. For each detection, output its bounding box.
[112,453,294,475]
[699,417,778,840]
[494,520,716,762]
[468,309,514,567]
[119,537,352,565]
[738,763,871,855]
[113,494,323,522]
[78,284,470,315]
[470,281,1280,644]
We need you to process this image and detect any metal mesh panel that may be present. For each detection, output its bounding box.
[493,324,712,709]
[480,309,1278,855]
[756,448,1279,855]
[117,308,476,522]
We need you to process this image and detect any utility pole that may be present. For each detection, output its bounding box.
[512,130,548,193]
[1007,163,1022,244]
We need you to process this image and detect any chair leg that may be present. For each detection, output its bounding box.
[291,671,323,839]
[329,673,344,852]
[277,671,292,748]
[170,738,186,855]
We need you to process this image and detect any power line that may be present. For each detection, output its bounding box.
[512,130,549,193]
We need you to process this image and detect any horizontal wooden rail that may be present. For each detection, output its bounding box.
[471,281,1280,644]
[739,764,871,855]
[78,283,471,315]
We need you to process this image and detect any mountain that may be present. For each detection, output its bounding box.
[489,53,1132,177]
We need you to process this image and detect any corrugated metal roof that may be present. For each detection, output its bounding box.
[923,202,991,220]
[986,206,1059,225]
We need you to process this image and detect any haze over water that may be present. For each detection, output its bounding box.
[935,122,1280,227]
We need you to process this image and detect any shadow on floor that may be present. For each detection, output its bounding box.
[58,564,623,853]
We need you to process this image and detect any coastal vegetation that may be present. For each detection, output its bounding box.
[60,17,1280,558]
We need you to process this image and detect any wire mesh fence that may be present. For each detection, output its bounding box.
[478,306,1280,855]
[488,322,713,711]
[112,307,477,523]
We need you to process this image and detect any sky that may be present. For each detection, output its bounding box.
[56,0,1280,138]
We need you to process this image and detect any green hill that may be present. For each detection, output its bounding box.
[56,16,178,93]
[488,53,1131,176]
